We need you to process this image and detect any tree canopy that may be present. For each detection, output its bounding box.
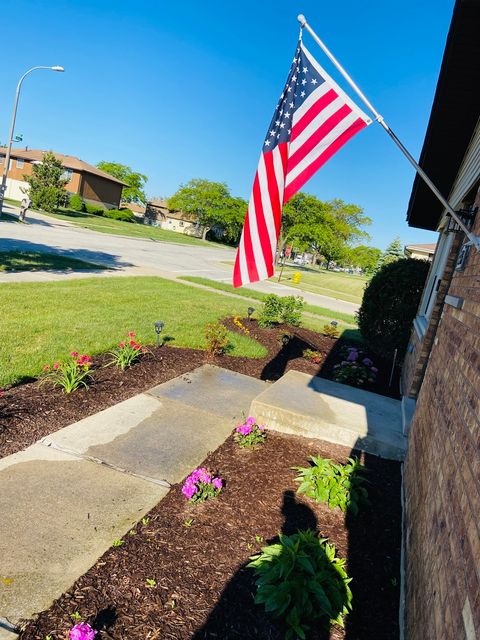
[97,161,148,204]
[374,236,404,273]
[24,151,68,212]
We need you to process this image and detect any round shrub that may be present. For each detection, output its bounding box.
[357,258,429,359]
[69,194,85,212]
[85,203,104,216]
[103,208,136,223]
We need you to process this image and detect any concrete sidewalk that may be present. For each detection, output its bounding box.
[0,366,267,638]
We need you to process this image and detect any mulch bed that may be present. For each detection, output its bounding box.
[18,431,401,640]
[0,319,399,460]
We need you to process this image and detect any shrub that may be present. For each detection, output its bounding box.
[303,348,323,364]
[234,416,267,448]
[204,322,230,355]
[69,194,85,212]
[293,456,368,515]
[357,258,429,358]
[41,352,92,394]
[107,331,148,370]
[322,323,340,339]
[181,467,223,501]
[85,203,104,215]
[248,529,352,638]
[258,294,304,327]
[332,346,378,387]
[103,208,136,223]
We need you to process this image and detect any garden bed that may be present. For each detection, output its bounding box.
[0,319,399,460]
[18,431,401,640]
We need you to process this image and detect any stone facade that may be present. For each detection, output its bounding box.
[404,194,480,640]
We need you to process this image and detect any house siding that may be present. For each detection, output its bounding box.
[80,173,123,208]
[404,191,480,640]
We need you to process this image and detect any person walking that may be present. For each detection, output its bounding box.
[19,194,31,222]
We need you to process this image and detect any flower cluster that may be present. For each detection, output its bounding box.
[69,622,97,640]
[182,467,223,502]
[234,416,267,449]
[108,331,148,370]
[332,346,378,387]
[303,348,323,365]
[233,316,250,335]
[42,352,92,394]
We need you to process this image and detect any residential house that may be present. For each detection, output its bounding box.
[144,199,204,238]
[403,242,436,260]
[400,1,479,638]
[0,148,127,209]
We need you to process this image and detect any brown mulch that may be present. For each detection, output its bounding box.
[0,319,399,460]
[18,431,401,640]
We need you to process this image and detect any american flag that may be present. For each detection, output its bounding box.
[233,38,372,287]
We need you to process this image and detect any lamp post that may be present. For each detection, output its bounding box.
[0,65,64,216]
[154,321,165,346]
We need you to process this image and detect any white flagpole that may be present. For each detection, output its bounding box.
[297,14,480,250]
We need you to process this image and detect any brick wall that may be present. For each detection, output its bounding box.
[404,196,480,639]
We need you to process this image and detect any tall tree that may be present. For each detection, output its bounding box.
[97,161,148,204]
[24,151,68,212]
[375,236,404,272]
[348,245,382,273]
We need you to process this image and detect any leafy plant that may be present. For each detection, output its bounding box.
[248,529,352,639]
[204,322,230,356]
[41,352,92,393]
[302,348,323,364]
[332,346,378,387]
[183,518,194,528]
[107,331,148,370]
[181,467,223,502]
[70,612,82,623]
[103,208,136,223]
[69,194,85,212]
[258,294,304,327]
[145,577,156,588]
[141,517,150,526]
[322,323,339,339]
[112,539,124,547]
[24,151,69,212]
[85,203,104,215]
[293,456,368,515]
[234,416,267,449]
[280,295,304,326]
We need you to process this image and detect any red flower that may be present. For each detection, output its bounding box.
[53,362,60,370]
[133,344,141,351]
[119,342,126,348]
[129,340,136,346]
[127,331,136,338]
[70,351,79,358]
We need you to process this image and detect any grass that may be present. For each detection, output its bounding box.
[0,251,106,272]
[178,276,357,325]
[42,209,222,247]
[0,276,269,387]
[277,266,368,305]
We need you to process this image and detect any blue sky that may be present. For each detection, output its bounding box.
[0,0,455,249]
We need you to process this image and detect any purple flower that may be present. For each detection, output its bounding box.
[198,469,212,484]
[182,482,198,499]
[362,358,373,366]
[69,623,97,640]
[257,424,265,431]
[347,351,358,362]
[245,416,256,426]
[236,424,253,435]
[212,477,223,490]
[371,366,379,373]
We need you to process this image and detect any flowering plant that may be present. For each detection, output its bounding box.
[107,331,148,370]
[69,622,97,640]
[332,346,378,387]
[233,316,250,335]
[42,352,92,393]
[182,467,223,502]
[303,348,323,365]
[234,416,266,449]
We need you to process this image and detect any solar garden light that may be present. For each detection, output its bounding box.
[331,320,338,327]
[247,306,255,321]
[281,334,290,346]
[154,320,164,346]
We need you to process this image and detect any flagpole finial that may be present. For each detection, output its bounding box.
[297,14,307,27]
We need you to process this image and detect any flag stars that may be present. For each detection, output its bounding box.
[264,139,271,146]
[301,78,307,86]
[289,102,294,108]
[311,78,318,85]
[302,66,308,74]
[300,90,306,98]
[292,74,297,82]
[280,122,285,128]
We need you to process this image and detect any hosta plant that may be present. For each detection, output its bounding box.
[248,529,352,639]
[42,352,92,393]
[181,467,223,502]
[293,456,368,515]
[234,416,266,449]
[107,331,148,370]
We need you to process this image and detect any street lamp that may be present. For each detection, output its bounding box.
[0,65,65,216]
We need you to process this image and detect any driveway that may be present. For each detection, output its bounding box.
[0,205,359,315]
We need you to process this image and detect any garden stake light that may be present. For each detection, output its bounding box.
[154,320,164,346]
[247,306,255,321]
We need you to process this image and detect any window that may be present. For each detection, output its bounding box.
[62,169,73,181]
[179,220,184,227]
[0,155,4,165]
[16,158,24,169]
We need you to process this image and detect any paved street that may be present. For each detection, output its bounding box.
[0,205,359,314]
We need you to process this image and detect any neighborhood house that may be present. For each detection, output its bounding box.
[403,243,437,261]
[0,148,127,209]
[144,199,205,237]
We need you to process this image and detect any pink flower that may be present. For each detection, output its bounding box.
[69,623,97,640]
[119,342,126,348]
[245,416,255,426]
[212,477,222,490]
[70,351,79,358]
[236,424,253,435]
[258,424,265,431]
[198,469,212,484]
[127,331,136,338]
[53,362,60,370]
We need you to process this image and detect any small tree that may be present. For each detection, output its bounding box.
[24,151,68,212]
[357,258,430,359]
[374,236,404,273]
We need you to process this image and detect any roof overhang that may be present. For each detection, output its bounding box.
[406,0,480,231]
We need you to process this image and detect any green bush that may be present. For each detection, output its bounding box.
[85,203,104,215]
[293,456,368,515]
[248,529,352,639]
[69,194,85,212]
[357,258,430,358]
[103,208,136,223]
[258,294,304,327]
[204,322,230,355]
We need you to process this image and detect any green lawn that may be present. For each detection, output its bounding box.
[179,276,357,325]
[0,251,107,272]
[0,276,269,387]
[42,209,222,247]
[277,266,368,305]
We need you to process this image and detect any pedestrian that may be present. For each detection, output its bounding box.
[19,195,31,222]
